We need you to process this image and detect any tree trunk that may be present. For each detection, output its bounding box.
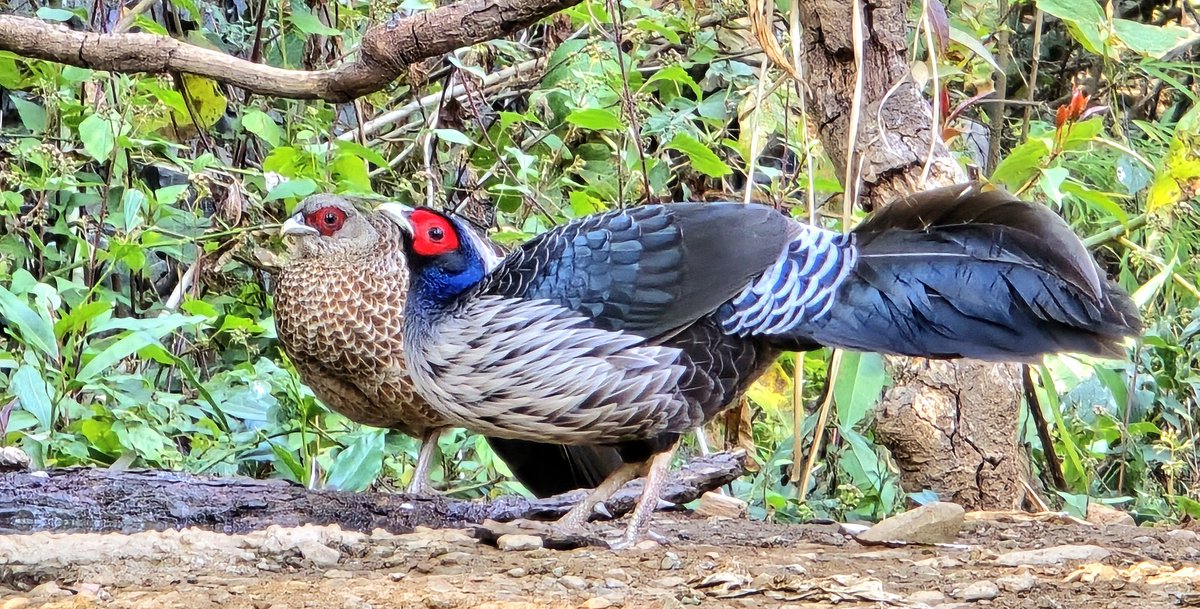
[796,0,1024,509]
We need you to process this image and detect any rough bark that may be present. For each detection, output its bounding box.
[797,0,1024,508]
[0,0,585,102]
[0,451,748,535]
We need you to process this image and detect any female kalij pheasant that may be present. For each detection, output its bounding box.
[274,194,620,497]
[379,184,1141,546]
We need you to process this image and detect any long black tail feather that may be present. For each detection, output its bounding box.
[801,183,1141,361]
[486,438,624,498]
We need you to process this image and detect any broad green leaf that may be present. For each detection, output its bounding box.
[1036,0,1108,57]
[79,114,116,162]
[434,128,474,146]
[0,284,59,359]
[243,110,283,148]
[644,65,702,98]
[332,140,390,168]
[77,331,161,383]
[266,178,318,202]
[325,429,386,491]
[833,352,886,429]
[667,133,732,178]
[949,25,1000,71]
[12,363,54,429]
[291,7,343,36]
[122,189,147,232]
[566,108,625,131]
[1061,182,1128,222]
[991,138,1049,190]
[1113,19,1196,59]
[35,7,76,21]
[9,96,46,133]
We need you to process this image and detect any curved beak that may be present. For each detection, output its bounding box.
[377,202,415,235]
[280,213,319,237]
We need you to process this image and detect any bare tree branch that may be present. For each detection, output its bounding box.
[0,0,583,102]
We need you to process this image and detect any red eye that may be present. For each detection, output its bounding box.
[304,206,347,237]
[410,210,459,256]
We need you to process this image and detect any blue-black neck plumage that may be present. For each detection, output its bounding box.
[402,221,489,321]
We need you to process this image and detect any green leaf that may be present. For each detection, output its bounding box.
[433,128,474,146]
[1036,0,1108,57]
[991,138,1049,190]
[565,108,625,131]
[12,363,54,429]
[290,7,342,36]
[1113,19,1196,59]
[78,114,116,162]
[9,97,46,133]
[122,189,147,232]
[242,110,282,148]
[644,65,702,98]
[325,429,386,491]
[948,25,1000,72]
[332,140,390,168]
[833,352,886,429]
[0,284,59,359]
[35,7,76,21]
[76,331,161,384]
[667,133,732,177]
[266,178,318,202]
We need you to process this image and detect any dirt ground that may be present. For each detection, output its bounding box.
[2,510,1199,609]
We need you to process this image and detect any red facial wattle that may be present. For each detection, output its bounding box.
[304,206,347,237]
[409,210,460,257]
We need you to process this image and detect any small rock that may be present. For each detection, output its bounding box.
[0,447,31,472]
[580,598,614,609]
[994,544,1111,566]
[298,541,341,569]
[660,552,683,570]
[955,580,999,601]
[604,568,631,583]
[1,599,30,609]
[634,539,661,550]
[603,578,627,589]
[857,502,965,545]
[652,576,688,588]
[908,590,947,604]
[695,491,748,519]
[704,552,720,560]
[996,572,1037,592]
[28,582,68,598]
[496,534,543,552]
[506,568,527,578]
[323,570,353,579]
[78,582,110,600]
[1167,529,1199,542]
[388,573,406,582]
[1086,504,1135,527]
[559,575,588,590]
[438,551,473,565]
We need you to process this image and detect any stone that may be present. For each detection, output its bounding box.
[1086,504,1135,527]
[580,598,614,609]
[323,570,353,579]
[996,572,1037,592]
[695,491,748,519]
[298,542,341,569]
[28,582,68,598]
[660,552,683,570]
[954,580,999,601]
[994,544,1111,566]
[438,551,473,565]
[652,576,688,588]
[908,590,947,604]
[1166,529,1198,543]
[559,575,588,590]
[506,568,527,578]
[603,568,631,583]
[857,502,965,545]
[496,534,543,552]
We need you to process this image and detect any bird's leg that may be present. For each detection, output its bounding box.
[610,443,678,550]
[406,429,442,495]
[556,461,642,531]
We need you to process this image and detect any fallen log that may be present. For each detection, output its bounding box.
[0,450,747,535]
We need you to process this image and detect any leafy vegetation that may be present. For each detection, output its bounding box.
[1,0,1198,522]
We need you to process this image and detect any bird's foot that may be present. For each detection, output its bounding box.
[603,527,670,551]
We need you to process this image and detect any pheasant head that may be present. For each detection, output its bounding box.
[281,194,386,261]
[379,205,492,304]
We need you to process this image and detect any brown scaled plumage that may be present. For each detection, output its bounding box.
[273,194,622,496]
